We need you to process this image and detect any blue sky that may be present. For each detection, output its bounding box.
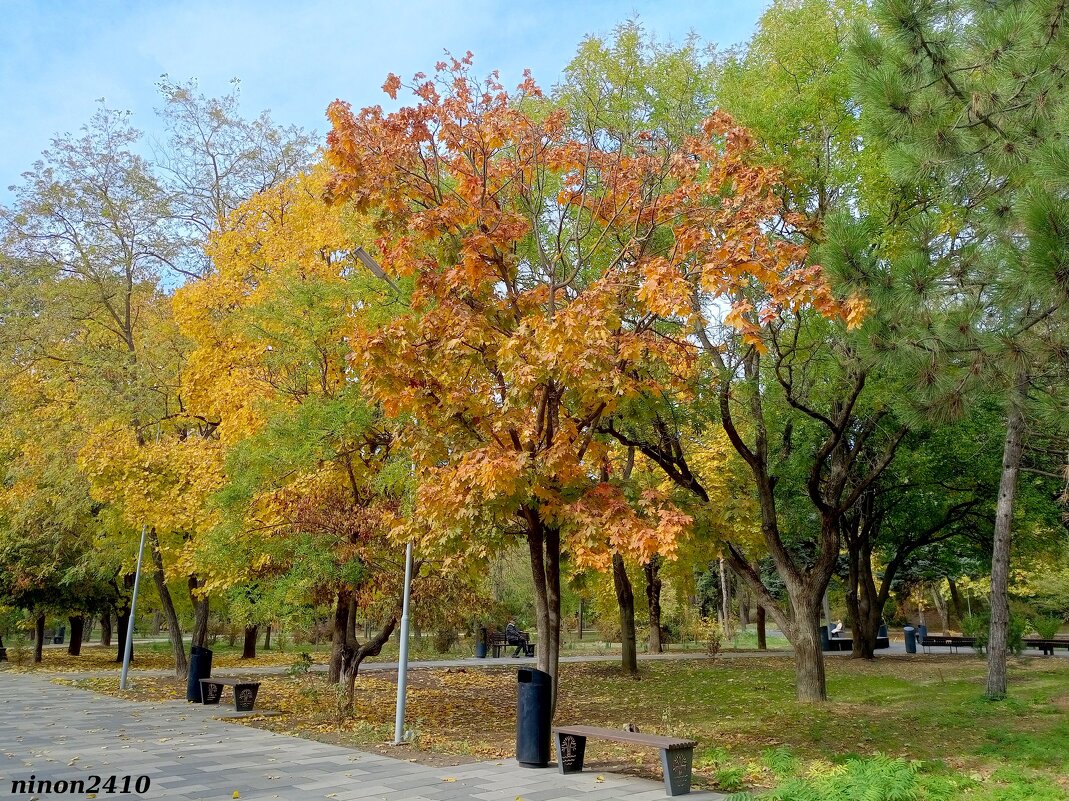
[0,1,769,200]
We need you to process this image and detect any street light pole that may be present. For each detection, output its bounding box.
[119,524,148,690]
[393,540,414,745]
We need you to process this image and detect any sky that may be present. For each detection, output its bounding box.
[0,1,769,202]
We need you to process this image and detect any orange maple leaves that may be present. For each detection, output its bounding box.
[324,57,863,566]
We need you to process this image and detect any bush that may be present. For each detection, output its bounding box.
[962,612,1027,654]
[285,652,313,676]
[1031,614,1064,640]
[433,628,458,654]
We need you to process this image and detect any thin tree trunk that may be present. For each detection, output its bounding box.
[150,610,162,635]
[719,558,731,636]
[68,615,85,656]
[526,512,562,715]
[987,391,1026,699]
[83,616,94,644]
[613,553,638,675]
[931,585,949,633]
[100,613,112,647]
[343,617,398,712]
[329,589,349,684]
[263,624,271,650]
[947,578,965,627]
[757,605,767,650]
[149,528,187,679]
[188,575,209,648]
[739,588,750,630]
[34,614,45,663]
[577,598,584,640]
[644,557,663,654]
[242,625,258,659]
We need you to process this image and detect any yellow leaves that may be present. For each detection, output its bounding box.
[441,776,457,782]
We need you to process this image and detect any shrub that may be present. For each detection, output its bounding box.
[962,612,1026,654]
[1031,614,1064,640]
[285,651,313,676]
[433,628,458,653]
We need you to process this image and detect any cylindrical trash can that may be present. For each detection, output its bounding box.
[186,646,214,702]
[917,624,928,642]
[54,626,66,645]
[820,625,830,652]
[475,627,488,659]
[516,668,552,768]
[904,626,916,654]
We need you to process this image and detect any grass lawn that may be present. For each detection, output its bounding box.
[45,651,1069,799]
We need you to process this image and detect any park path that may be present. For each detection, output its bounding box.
[0,673,724,801]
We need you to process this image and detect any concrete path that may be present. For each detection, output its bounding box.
[0,674,723,801]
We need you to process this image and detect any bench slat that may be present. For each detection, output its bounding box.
[199,678,260,687]
[553,725,696,750]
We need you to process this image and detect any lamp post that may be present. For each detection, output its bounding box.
[393,540,414,745]
[119,524,148,690]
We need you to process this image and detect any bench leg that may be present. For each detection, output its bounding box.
[660,747,693,796]
[235,683,260,712]
[555,733,586,774]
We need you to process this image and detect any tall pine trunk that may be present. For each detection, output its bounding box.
[987,390,1026,699]
[644,557,663,654]
[613,553,638,675]
[148,528,187,679]
[68,615,85,656]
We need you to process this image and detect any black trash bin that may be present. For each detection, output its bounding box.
[516,668,552,768]
[53,626,66,645]
[904,626,917,654]
[186,646,213,702]
[820,625,830,652]
[475,627,488,659]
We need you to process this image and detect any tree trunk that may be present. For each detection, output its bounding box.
[150,610,162,635]
[526,512,562,715]
[115,606,131,663]
[68,615,85,656]
[34,614,45,663]
[100,613,112,647]
[947,578,965,627]
[188,575,209,648]
[740,588,750,630]
[931,585,950,633]
[613,553,638,675]
[719,558,731,636]
[83,616,94,643]
[329,589,349,684]
[644,558,663,654]
[757,605,767,650]
[987,391,1026,699]
[263,624,272,650]
[577,598,584,640]
[343,616,398,712]
[149,528,187,679]
[790,595,826,702]
[242,625,258,659]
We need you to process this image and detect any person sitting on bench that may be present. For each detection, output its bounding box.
[505,618,530,657]
[831,619,844,637]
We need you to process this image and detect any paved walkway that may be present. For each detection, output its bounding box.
[0,674,723,801]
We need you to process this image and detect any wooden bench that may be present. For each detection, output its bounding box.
[488,629,535,658]
[1024,638,1069,655]
[553,725,697,796]
[199,678,261,711]
[921,635,978,654]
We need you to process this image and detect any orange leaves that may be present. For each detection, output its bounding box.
[382,74,402,100]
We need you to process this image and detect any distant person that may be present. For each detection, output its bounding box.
[505,618,530,657]
[831,619,844,637]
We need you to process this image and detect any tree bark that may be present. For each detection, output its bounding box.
[34,614,45,663]
[987,390,1026,699]
[740,588,750,630]
[263,624,272,650]
[613,553,638,675]
[343,616,398,711]
[149,528,187,679]
[791,594,826,702]
[931,585,949,633]
[644,557,663,654]
[329,589,349,684]
[947,578,965,627]
[242,625,259,659]
[68,615,85,656]
[719,558,731,635]
[757,605,767,650]
[115,606,131,663]
[83,616,94,643]
[188,575,209,648]
[526,510,562,715]
[100,613,112,647]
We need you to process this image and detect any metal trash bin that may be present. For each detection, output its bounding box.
[904,626,917,654]
[186,645,213,702]
[820,624,830,652]
[476,627,488,659]
[53,626,66,645]
[918,624,928,642]
[516,668,552,768]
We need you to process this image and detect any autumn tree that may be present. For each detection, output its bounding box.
[324,57,856,707]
